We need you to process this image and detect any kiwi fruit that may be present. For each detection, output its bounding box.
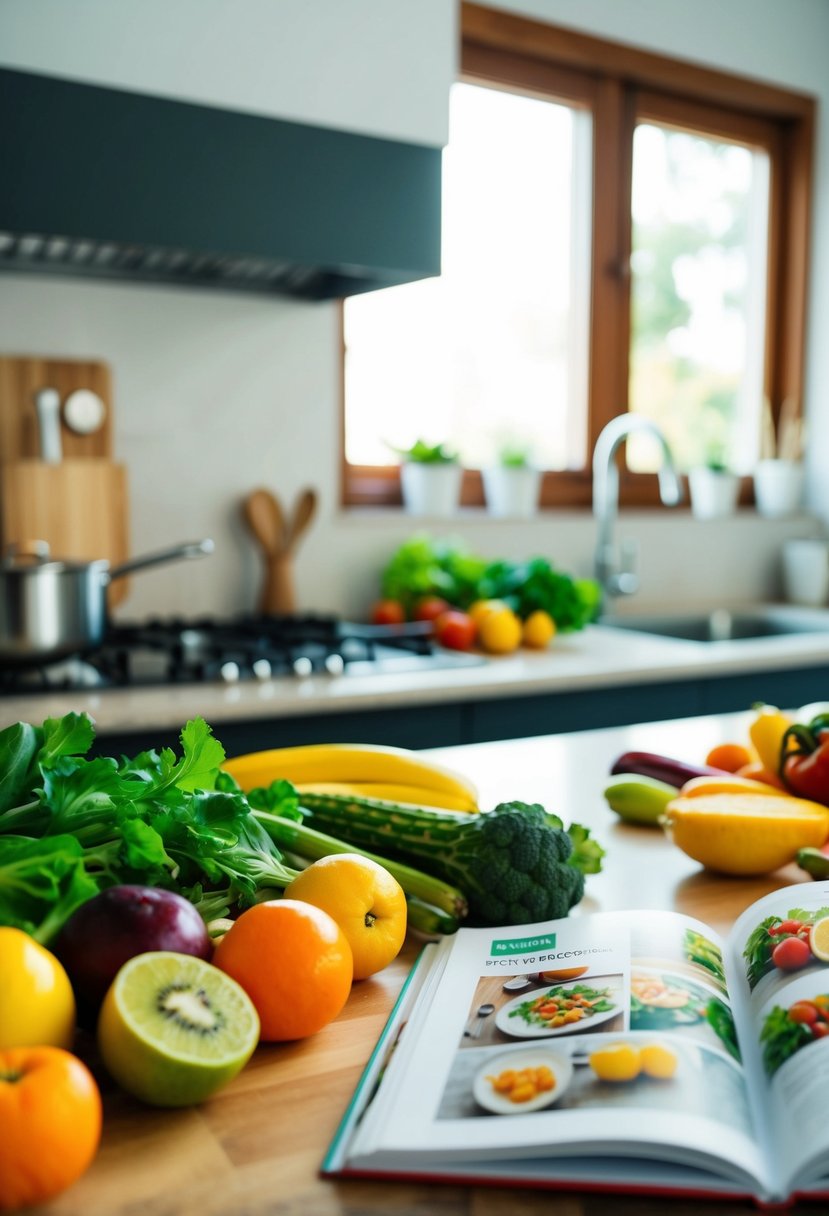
[97,951,259,1107]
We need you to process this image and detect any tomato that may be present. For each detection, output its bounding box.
[435,609,476,652]
[812,1022,829,1038]
[0,1046,102,1211]
[788,1001,820,1024]
[771,935,813,971]
[778,919,805,935]
[413,596,452,624]
[370,599,406,626]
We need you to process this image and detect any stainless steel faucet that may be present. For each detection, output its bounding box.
[592,415,683,598]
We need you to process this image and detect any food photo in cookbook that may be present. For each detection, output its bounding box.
[459,969,625,1049]
[436,1031,753,1133]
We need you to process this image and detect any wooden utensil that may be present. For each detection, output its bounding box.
[242,486,318,615]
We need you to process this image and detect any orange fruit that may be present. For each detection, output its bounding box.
[0,928,76,1050]
[284,854,407,980]
[521,610,556,649]
[477,606,522,654]
[705,742,755,772]
[212,900,353,1041]
[0,1046,102,1211]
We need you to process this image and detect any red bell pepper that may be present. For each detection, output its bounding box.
[781,715,829,806]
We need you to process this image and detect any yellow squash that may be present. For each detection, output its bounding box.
[663,791,829,876]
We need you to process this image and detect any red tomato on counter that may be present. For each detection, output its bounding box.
[370,599,406,626]
[435,610,476,652]
[413,597,452,625]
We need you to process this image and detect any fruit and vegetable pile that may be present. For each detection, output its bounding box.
[760,995,829,1076]
[602,701,829,878]
[0,711,603,1211]
[370,534,601,655]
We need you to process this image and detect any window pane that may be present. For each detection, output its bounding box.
[628,122,770,474]
[344,81,592,470]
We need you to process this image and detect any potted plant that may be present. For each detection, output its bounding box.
[393,440,462,516]
[482,445,541,518]
[754,396,805,518]
[688,449,740,521]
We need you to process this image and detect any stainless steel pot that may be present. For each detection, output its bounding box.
[0,538,215,665]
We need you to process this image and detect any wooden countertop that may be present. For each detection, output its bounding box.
[31,710,816,1216]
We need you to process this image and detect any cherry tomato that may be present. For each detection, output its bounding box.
[778,919,805,935]
[812,1022,829,1038]
[772,935,812,971]
[788,1000,820,1024]
[412,596,452,624]
[370,599,406,626]
[435,610,476,652]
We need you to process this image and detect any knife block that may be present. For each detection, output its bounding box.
[0,458,131,606]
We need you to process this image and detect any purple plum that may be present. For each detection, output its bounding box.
[54,885,212,1015]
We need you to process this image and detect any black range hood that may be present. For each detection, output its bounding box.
[0,66,442,300]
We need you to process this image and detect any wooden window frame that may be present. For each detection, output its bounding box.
[341,2,814,509]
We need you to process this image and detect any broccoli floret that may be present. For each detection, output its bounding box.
[298,796,602,928]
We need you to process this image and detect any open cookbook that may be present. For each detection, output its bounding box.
[324,880,829,1207]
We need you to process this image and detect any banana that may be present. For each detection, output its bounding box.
[603,774,676,826]
[222,742,478,808]
[295,781,478,812]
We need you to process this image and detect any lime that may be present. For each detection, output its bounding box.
[97,952,259,1107]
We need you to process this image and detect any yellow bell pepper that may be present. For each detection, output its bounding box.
[748,704,793,776]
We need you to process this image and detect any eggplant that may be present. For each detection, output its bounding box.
[609,750,727,788]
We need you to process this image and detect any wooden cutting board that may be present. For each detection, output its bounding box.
[0,355,114,460]
[0,459,131,606]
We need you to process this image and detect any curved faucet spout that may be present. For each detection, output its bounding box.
[592,415,682,599]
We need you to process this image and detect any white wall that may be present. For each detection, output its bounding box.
[0,1,827,623]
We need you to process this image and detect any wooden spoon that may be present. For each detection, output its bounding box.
[241,487,318,615]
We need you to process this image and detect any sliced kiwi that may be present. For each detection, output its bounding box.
[97,951,259,1107]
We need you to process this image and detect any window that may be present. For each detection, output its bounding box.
[342,4,813,508]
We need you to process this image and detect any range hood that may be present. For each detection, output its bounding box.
[0,67,442,300]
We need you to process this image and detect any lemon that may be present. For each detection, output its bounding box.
[589,1042,641,1082]
[522,610,556,649]
[0,927,76,1050]
[478,606,522,654]
[468,599,508,625]
[664,792,829,875]
[810,916,829,962]
[639,1042,678,1079]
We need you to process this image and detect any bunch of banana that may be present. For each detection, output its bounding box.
[222,742,479,812]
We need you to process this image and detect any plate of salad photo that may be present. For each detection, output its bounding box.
[496,980,619,1039]
[760,993,829,1077]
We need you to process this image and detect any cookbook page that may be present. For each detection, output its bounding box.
[351,910,768,1193]
[727,880,829,1197]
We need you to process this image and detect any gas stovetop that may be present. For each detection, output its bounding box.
[0,614,486,694]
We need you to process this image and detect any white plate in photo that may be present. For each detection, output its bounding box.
[473,1047,573,1115]
[495,983,619,1038]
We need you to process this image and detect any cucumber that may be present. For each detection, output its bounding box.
[603,774,676,826]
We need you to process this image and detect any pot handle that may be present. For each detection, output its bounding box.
[108,538,215,582]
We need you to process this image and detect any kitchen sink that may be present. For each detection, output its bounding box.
[600,606,829,643]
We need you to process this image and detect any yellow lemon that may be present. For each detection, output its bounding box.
[468,599,508,626]
[810,916,829,962]
[589,1042,641,1082]
[478,606,522,655]
[664,793,829,875]
[0,928,76,1050]
[522,610,556,649]
[639,1042,678,1079]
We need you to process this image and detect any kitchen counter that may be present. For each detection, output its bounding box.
[4,605,829,751]
[34,709,816,1216]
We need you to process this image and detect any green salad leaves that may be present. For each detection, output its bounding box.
[0,713,302,943]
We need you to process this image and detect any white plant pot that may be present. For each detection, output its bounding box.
[482,466,541,518]
[689,468,740,520]
[400,462,462,516]
[754,459,804,518]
